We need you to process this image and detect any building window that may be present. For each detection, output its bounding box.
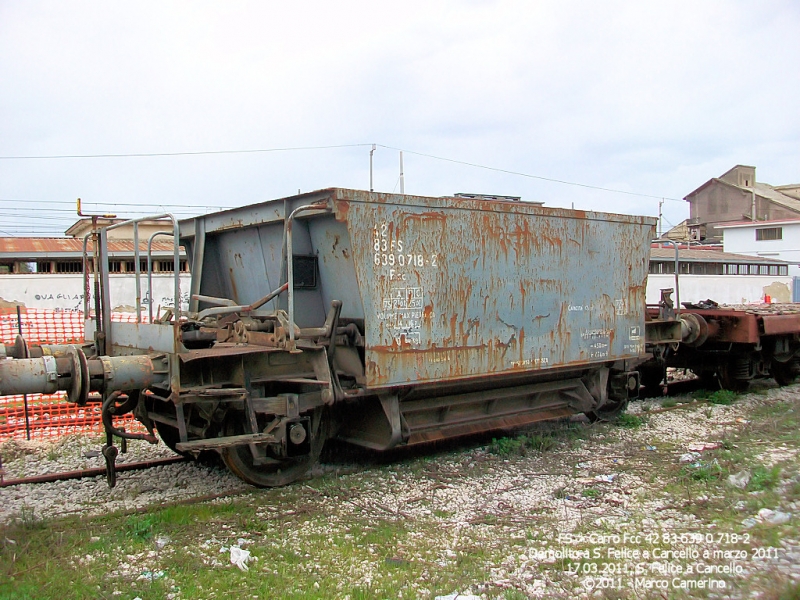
[156,259,189,273]
[649,261,675,274]
[756,227,782,241]
[55,261,83,273]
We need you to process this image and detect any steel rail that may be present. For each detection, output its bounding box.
[0,456,186,487]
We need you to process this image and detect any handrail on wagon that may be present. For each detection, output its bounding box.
[282,202,330,346]
[147,230,179,323]
[651,238,680,317]
[82,214,181,350]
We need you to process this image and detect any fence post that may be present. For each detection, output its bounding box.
[16,305,31,441]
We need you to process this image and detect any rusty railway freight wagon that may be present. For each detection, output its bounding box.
[0,189,656,487]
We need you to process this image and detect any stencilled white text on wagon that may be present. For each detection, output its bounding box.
[373,222,439,346]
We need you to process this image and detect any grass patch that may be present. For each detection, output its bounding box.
[681,460,723,482]
[3,387,799,599]
[749,464,782,492]
[708,390,738,405]
[661,398,678,408]
[489,431,558,457]
[489,435,527,457]
[7,505,46,531]
[125,514,158,540]
[694,388,738,405]
[616,413,644,428]
[0,480,513,600]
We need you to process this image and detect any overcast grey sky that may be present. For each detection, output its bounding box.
[1,1,798,236]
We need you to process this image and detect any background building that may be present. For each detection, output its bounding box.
[684,165,800,243]
[718,218,800,302]
[0,218,188,313]
[647,245,791,305]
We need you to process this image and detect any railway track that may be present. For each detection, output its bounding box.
[0,374,760,490]
[0,456,186,487]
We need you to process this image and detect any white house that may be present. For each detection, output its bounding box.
[718,219,800,301]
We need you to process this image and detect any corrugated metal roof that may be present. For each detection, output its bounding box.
[651,247,787,264]
[0,237,183,259]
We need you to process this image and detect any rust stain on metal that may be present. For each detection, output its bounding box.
[285,189,653,387]
[334,200,350,222]
[228,267,238,300]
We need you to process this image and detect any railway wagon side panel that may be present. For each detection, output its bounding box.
[334,191,655,389]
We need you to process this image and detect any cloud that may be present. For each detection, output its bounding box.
[0,0,797,234]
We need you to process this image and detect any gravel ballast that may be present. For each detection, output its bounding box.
[2,381,800,598]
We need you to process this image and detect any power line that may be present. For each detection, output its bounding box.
[0,141,686,203]
[0,198,231,209]
[377,144,686,203]
[0,143,373,160]
[0,208,204,216]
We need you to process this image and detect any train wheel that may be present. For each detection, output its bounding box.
[153,421,191,458]
[772,359,800,387]
[145,394,191,458]
[718,359,751,393]
[221,409,327,487]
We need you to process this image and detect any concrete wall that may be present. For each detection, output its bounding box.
[3,272,790,314]
[647,274,793,305]
[0,273,191,313]
[690,185,752,230]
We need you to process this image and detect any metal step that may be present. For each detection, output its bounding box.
[175,432,276,452]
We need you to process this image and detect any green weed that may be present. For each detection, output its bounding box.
[777,580,800,600]
[708,390,738,405]
[125,514,157,540]
[749,464,781,492]
[681,460,723,482]
[694,388,738,405]
[489,432,558,456]
[10,505,45,531]
[617,413,644,428]
[489,436,526,457]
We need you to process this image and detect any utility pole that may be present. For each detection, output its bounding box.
[658,198,664,239]
[399,151,405,194]
[369,144,376,192]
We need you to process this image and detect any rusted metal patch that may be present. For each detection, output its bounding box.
[335,191,655,388]
[762,313,800,336]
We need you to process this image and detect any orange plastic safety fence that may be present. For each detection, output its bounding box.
[0,308,147,441]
